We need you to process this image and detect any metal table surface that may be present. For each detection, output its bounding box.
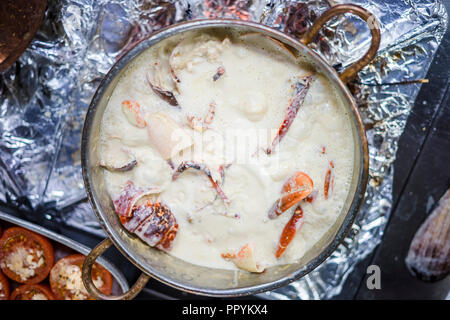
[0,4,448,301]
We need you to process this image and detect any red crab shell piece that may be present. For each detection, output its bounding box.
[276,205,304,258]
[113,181,161,219]
[133,202,178,251]
[172,161,230,205]
[204,101,216,124]
[186,101,216,132]
[121,203,154,232]
[324,161,335,200]
[266,74,313,154]
[145,73,179,107]
[268,171,313,219]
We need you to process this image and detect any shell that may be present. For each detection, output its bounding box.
[99,139,137,172]
[133,202,178,252]
[232,243,265,273]
[405,188,450,282]
[112,181,161,219]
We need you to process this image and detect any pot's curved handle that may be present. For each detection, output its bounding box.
[82,238,151,300]
[300,4,381,83]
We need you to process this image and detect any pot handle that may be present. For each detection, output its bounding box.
[82,238,151,300]
[300,4,381,83]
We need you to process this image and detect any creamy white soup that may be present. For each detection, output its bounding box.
[98,30,355,272]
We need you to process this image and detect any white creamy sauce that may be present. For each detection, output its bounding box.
[99,31,355,271]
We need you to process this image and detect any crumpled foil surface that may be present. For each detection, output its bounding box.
[0,0,447,299]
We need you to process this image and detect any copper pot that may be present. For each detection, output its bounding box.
[81,4,379,299]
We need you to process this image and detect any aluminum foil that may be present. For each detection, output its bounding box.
[0,0,447,299]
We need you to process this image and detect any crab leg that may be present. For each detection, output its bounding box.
[213,66,225,81]
[146,72,179,107]
[266,74,313,154]
[218,165,225,182]
[276,205,304,258]
[324,160,335,199]
[187,101,216,132]
[268,171,313,219]
[204,101,216,124]
[168,42,182,88]
[172,161,230,205]
[170,67,181,86]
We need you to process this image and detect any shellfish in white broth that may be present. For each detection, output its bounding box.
[98,29,355,273]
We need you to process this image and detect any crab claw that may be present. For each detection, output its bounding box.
[266,74,313,154]
[172,161,230,205]
[268,171,313,219]
[232,243,265,273]
[276,205,304,258]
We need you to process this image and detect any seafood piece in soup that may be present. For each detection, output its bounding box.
[146,112,193,160]
[99,29,356,272]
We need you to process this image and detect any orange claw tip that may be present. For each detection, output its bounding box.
[268,171,313,219]
[275,206,304,258]
[324,162,334,200]
[282,171,314,194]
